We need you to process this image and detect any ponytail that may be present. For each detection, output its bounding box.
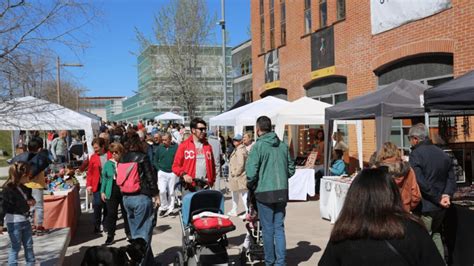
[4,161,31,188]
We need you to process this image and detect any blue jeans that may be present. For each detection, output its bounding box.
[93,190,107,230]
[7,221,35,265]
[123,194,155,265]
[257,201,287,266]
[123,194,154,242]
[31,189,44,226]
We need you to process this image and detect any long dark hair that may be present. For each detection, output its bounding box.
[330,168,423,242]
[123,133,147,153]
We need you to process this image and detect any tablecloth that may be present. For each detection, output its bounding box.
[319,177,351,224]
[288,168,315,201]
[43,186,80,238]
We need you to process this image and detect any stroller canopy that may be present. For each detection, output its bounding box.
[181,190,225,226]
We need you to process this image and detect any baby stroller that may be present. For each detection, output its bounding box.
[242,190,265,264]
[174,189,236,266]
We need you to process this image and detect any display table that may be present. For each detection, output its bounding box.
[288,168,315,201]
[319,176,351,224]
[43,186,80,238]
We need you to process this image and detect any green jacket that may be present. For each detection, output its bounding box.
[245,132,295,204]
[153,143,178,173]
[100,159,116,199]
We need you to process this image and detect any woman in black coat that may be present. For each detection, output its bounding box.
[319,168,445,266]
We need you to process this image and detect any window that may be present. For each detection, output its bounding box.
[337,0,346,20]
[319,0,327,28]
[280,0,286,45]
[260,0,265,53]
[304,0,312,34]
[269,0,275,49]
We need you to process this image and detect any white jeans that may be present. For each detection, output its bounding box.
[158,170,177,211]
[231,191,248,213]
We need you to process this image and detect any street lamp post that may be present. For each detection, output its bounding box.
[56,56,83,105]
[219,0,227,112]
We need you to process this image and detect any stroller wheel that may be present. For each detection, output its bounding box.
[173,251,186,266]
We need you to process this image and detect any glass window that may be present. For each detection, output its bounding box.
[304,0,312,34]
[335,93,347,104]
[319,0,327,28]
[270,0,275,49]
[280,0,286,45]
[337,0,345,20]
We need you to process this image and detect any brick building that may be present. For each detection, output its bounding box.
[251,0,474,183]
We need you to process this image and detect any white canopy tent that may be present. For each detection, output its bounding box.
[154,112,185,123]
[209,96,289,133]
[233,96,290,134]
[269,96,363,169]
[0,96,100,154]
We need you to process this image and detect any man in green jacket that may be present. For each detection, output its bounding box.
[245,116,295,266]
[154,132,178,217]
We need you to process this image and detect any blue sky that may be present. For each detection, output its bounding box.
[60,0,250,97]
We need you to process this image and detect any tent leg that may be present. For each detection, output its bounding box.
[424,112,430,138]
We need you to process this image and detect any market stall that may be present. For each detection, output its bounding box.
[319,176,352,223]
[0,96,100,154]
[43,187,81,238]
[324,79,429,174]
[154,112,185,124]
[209,96,288,133]
[424,71,474,266]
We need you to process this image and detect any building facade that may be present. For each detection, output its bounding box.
[251,0,474,182]
[79,96,125,121]
[232,40,253,104]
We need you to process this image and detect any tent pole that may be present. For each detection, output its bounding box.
[424,112,430,138]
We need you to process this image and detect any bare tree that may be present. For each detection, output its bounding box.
[0,0,99,99]
[137,0,218,120]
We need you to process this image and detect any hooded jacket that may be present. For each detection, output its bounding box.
[409,140,456,212]
[378,157,421,212]
[245,132,295,204]
[119,151,159,197]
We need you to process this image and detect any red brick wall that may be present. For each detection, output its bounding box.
[251,0,474,161]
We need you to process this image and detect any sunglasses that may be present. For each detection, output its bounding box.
[196,127,207,132]
[112,151,121,154]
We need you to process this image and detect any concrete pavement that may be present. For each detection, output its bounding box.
[64,190,332,265]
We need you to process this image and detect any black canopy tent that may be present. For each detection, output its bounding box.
[323,79,428,173]
[424,70,474,111]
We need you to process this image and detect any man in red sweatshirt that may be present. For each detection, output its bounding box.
[172,118,216,191]
[86,137,112,234]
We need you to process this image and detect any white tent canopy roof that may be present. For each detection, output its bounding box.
[269,97,332,138]
[0,96,99,153]
[234,96,289,134]
[209,96,274,127]
[154,112,184,123]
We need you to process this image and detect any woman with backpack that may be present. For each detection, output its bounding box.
[0,162,36,265]
[101,142,131,245]
[119,134,160,265]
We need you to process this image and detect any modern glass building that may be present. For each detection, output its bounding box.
[109,44,233,124]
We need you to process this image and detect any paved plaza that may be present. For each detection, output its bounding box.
[63,188,332,265]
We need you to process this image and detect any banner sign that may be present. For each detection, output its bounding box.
[264,49,280,84]
[371,0,451,35]
[311,26,335,73]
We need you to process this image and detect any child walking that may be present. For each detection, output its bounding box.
[0,162,36,265]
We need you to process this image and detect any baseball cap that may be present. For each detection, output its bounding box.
[233,134,243,141]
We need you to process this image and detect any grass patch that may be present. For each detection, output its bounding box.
[0,131,12,166]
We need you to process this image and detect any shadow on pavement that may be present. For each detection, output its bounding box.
[154,225,172,234]
[287,241,321,265]
[154,246,181,265]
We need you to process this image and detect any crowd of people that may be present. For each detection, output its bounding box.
[0,117,459,265]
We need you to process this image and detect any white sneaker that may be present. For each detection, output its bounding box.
[227,210,237,216]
